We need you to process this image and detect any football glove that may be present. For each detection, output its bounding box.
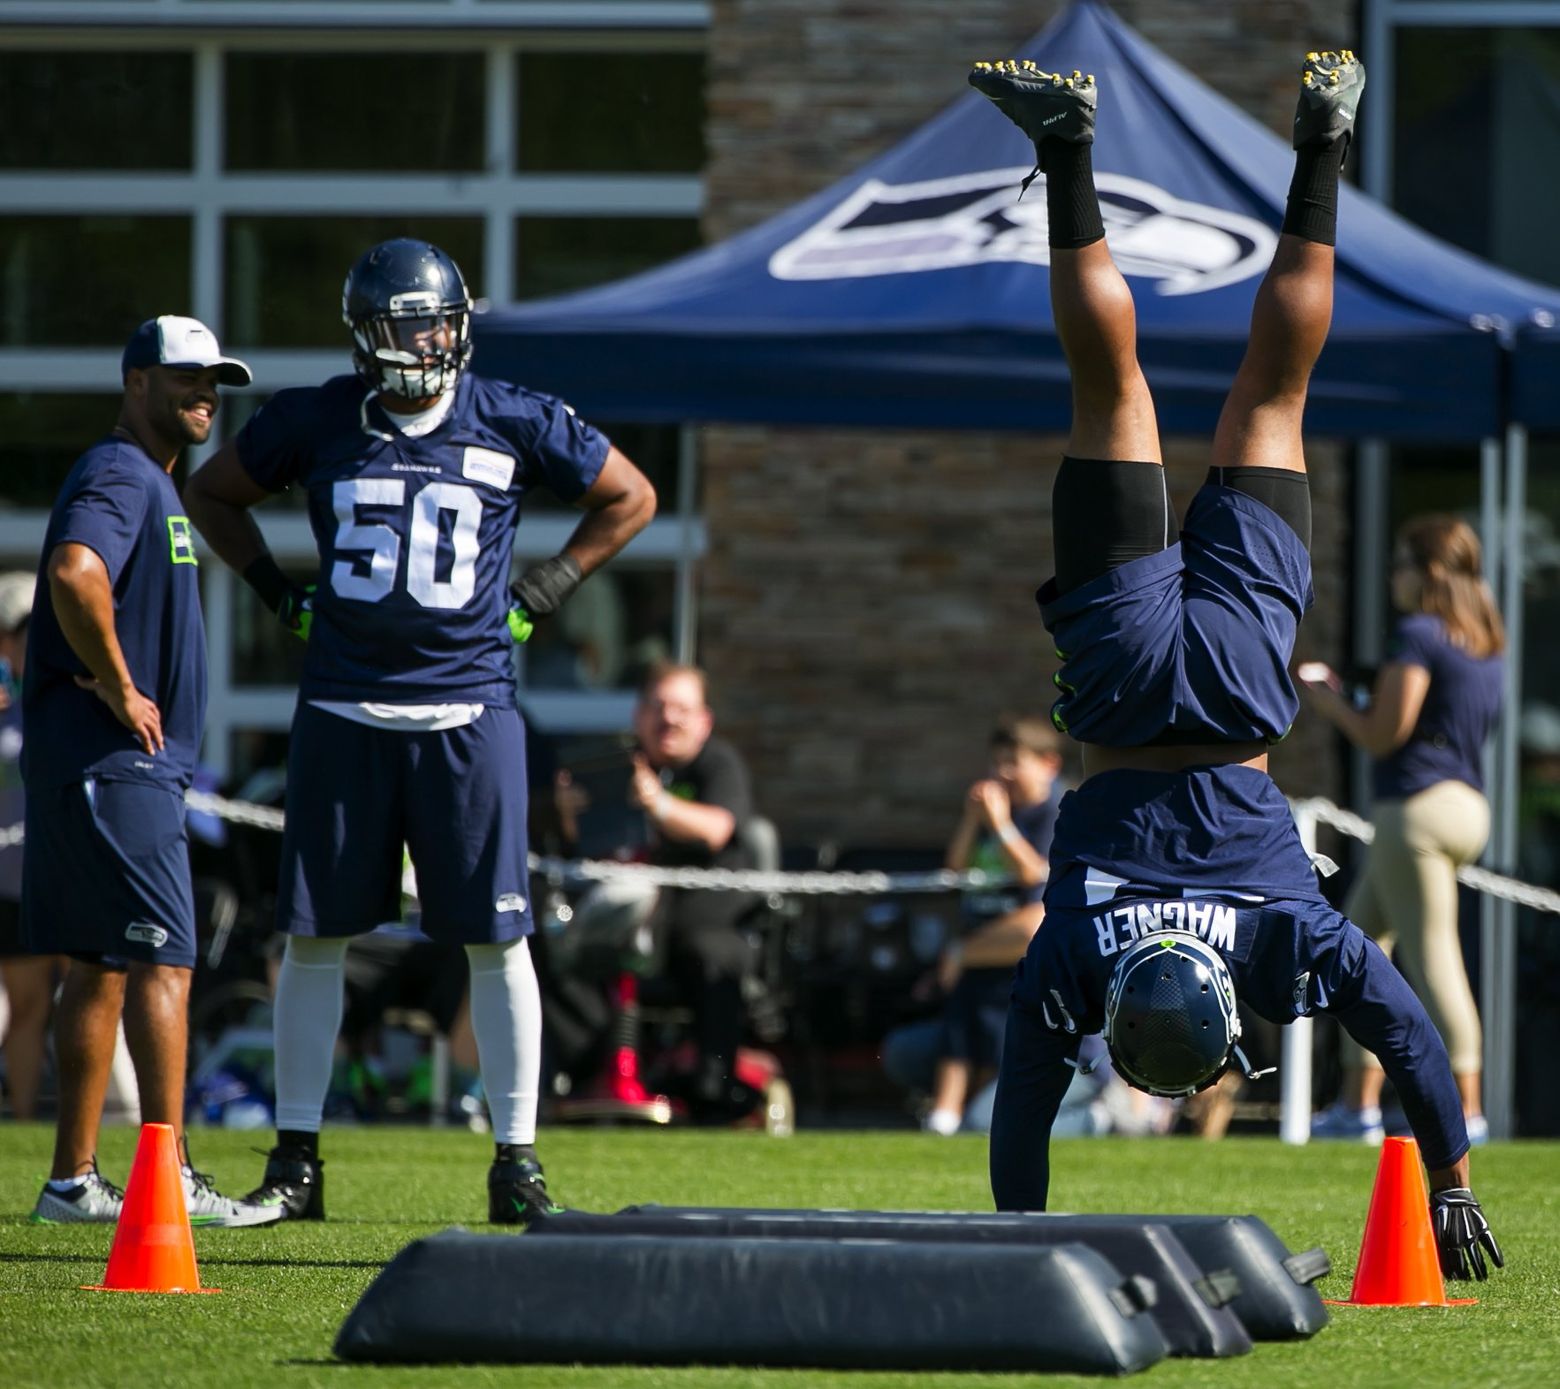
[507,603,535,644]
[1430,1186,1504,1281]
[276,583,315,642]
[508,554,582,644]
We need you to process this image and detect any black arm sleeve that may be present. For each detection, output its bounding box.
[692,737,754,825]
[988,1000,1081,1211]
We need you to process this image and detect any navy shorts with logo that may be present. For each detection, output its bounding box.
[1038,485,1313,746]
[21,777,197,968]
[278,702,533,943]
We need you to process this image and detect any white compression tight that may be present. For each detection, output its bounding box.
[272,935,349,1134]
[465,938,542,1147]
[272,934,542,1144]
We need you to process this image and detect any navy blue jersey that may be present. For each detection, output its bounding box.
[1045,764,1327,905]
[1373,614,1503,800]
[236,373,609,704]
[23,437,207,791]
[990,873,1469,1209]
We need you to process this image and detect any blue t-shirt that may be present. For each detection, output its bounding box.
[236,373,610,704]
[1373,613,1503,800]
[22,438,208,791]
[962,783,1062,923]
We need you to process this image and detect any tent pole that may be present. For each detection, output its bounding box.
[1353,440,1390,810]
[1281,800,1318,1145]
[1484,424,1526,1140]
[673,424,700,663]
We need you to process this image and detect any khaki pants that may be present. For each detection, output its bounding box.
[1344,780,1488,1075]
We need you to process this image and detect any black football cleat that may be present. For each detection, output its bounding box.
[1294,49,1365,156]
[243,1144,325,1221]
[488,1153,564,1226]
[969,61,1098,147]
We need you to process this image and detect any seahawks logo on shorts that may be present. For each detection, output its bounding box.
[495,894,527,914]
[125,921,170,948]
[768,168,1276,296]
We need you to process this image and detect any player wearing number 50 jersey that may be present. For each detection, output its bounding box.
[185,238,656,1224]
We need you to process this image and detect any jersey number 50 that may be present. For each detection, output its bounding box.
[331,478,482,609]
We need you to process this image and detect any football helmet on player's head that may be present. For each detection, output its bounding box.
[1103,931,1243,1098]
[342,238,473,401]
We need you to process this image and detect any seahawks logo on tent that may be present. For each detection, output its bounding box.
[769,168,1276,297]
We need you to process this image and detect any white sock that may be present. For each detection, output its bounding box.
[272,935,348,1134]
[465,938,542,1146]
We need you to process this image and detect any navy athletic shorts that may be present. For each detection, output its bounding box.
[21,777,197,968]
[1038,484,1313,746]
[277,703,534,943]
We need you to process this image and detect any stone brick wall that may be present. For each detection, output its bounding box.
[700,0,1357,848]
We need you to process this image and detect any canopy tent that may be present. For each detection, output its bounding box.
[475,1,1560,441]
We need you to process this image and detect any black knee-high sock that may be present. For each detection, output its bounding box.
[1282,140,1345,246]
[1039,140,1106,249]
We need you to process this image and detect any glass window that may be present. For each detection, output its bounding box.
[0,217,190,348]
[225,217,483,348]
[1393,28,1560,286]
[230,563,315,687]
[0,52,192,171]
[513,216,701,300]
[0,394,121,509]
[225,52,485,172]
[519,567,676,692]
[517,51,706,172]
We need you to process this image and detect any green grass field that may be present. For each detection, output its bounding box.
[1,1125,1556,1388]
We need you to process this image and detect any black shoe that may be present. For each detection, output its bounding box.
[968,61,1098,148]
[1293,49,1365,154]
[243,1145,325,1221]
[488,1154,564,1226]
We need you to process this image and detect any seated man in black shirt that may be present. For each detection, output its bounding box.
[630,662,758,1118]
[560,663,760,1121]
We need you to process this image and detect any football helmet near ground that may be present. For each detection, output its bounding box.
[342,238,473,401]
[1103,931,1244,1098]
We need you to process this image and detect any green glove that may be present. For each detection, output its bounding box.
[507,603,534,644]
[278,583,316,642]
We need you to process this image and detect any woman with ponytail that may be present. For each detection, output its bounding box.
[1301,515,1505,1144]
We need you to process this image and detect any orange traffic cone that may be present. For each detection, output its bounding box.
[84,1123,219,1295]
[1329,1136,1474,1307]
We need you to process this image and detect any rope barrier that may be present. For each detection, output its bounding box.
[3,788,1558,914]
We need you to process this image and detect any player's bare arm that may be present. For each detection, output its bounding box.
[184,446,314,638]
[46,541,163,756]
[182,442,272,573]
[562,444,658,575]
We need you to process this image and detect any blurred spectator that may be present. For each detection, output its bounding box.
[562,663,761,1120]
[0,571,67,1121]
[1301,514,1504,1144]
[881,715,1063,1134]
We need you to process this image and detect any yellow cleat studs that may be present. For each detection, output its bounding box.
[1307,51,1320,61]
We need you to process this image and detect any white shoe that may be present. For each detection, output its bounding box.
[1465,1114,1489,1146]
[183,1165,286,1228]
[30,1163,125,1224]
[922,1108,962,1136]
